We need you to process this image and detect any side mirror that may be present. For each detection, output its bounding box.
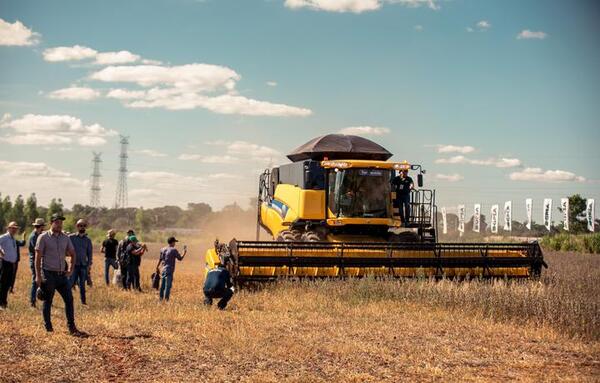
[417,174,423,187]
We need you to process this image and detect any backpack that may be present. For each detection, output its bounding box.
[118,239,131,266]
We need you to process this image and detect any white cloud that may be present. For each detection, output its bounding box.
[435,155,521,168]
[0,18,40,46]
[414,25,423,32]
[42,45,152,66]
[466,27,474,33]
[267,81,278,87]
[43,45,98,62]
[208,173,238,179]
[517,30,548,40]
[91,63,239,91]
[178,140,282,164]
[48,86,101,101]
[93,64,312,116]
[95,50,141,65]
[284,0,438,13]
[178,154,240,163]
[129,171,205,187]
[339,126,390,136]
[129,189,162,198]
[509,168,585,183]
[434,173,464,182]
[495,158,522,168]
[476,20,491,30]
[0,114,117,147]
[436,144,475,154]
[227,141,282,161]
[135,149,168,158]
[0,160,72,178]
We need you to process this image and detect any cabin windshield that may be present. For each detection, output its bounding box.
[328,168,392,218]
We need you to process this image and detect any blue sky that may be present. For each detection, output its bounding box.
[0,0,598,220]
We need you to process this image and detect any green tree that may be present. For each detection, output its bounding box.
[134,207,151,234]
[46,198,64,222]
[25,193,39,228]
[559,194,587,234]
[0,193,5,230]
[1,195,12,229]
[10,195,26,231]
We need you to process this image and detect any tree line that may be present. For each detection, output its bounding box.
[0,192,257,235]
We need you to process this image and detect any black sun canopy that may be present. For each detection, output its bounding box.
[287,134,393,162]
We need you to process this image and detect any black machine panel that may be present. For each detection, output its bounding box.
[277,160,325,190]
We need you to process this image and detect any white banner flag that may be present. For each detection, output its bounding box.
[491,204,499,234]
[458,205,465,235]
[525,198,533,230]
[441,207,448,234]
[543,198,552,231]
[473,204,481,233]
[587,199,595,232]
[561,198,569,231]
[503,201,512,232]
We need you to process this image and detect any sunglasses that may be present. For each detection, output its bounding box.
[77,224,87,228]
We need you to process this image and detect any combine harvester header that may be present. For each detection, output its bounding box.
[206,134,547,284]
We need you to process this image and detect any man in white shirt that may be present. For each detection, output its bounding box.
[0,222,20,309]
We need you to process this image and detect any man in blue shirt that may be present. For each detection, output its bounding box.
[69,219,93,305]
[28,218,46,307]
[156,236,187,302]
[203,263,234,310]
[0,222,21,309]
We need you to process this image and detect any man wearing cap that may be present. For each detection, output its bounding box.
[155,237,187,301]
[0,222,21,309]
[35,214,85,336]
[101,229,119,286]
[27,218,46,307]
[8,228,26,295]
[69,219,93,305]
[203,263,234,310]
[125,235,147,291]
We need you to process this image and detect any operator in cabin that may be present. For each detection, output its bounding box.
[392,169,414,226]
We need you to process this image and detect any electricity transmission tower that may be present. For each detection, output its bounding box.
[90,152,102,207]
[114,135,129,209]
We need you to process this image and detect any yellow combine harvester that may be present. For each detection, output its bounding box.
[206,134,546,283]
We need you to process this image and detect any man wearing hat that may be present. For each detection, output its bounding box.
[0,221,21,309]
[35,213,85,336]
[69,219,93,305]
[155,236,187,301]
[27,218,46,307]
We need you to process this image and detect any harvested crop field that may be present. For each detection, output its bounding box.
[1,250,598,382]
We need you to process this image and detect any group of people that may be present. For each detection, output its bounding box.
[0,214,236,337]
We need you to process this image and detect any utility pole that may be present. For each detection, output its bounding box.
[114,135,129,209]
[90,152,102,207]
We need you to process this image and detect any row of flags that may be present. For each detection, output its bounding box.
[440,198,596,234]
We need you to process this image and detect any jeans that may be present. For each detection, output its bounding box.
[29,257,36,305]
[42,270,76,331]
[119,261,128,289]
[159,271,173,301]
[0,260,15,307]
[104,258,118,285]
[398,194,411,225]
[69,265,89,304]
[126,263,140,290]
[203,288,233,310]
